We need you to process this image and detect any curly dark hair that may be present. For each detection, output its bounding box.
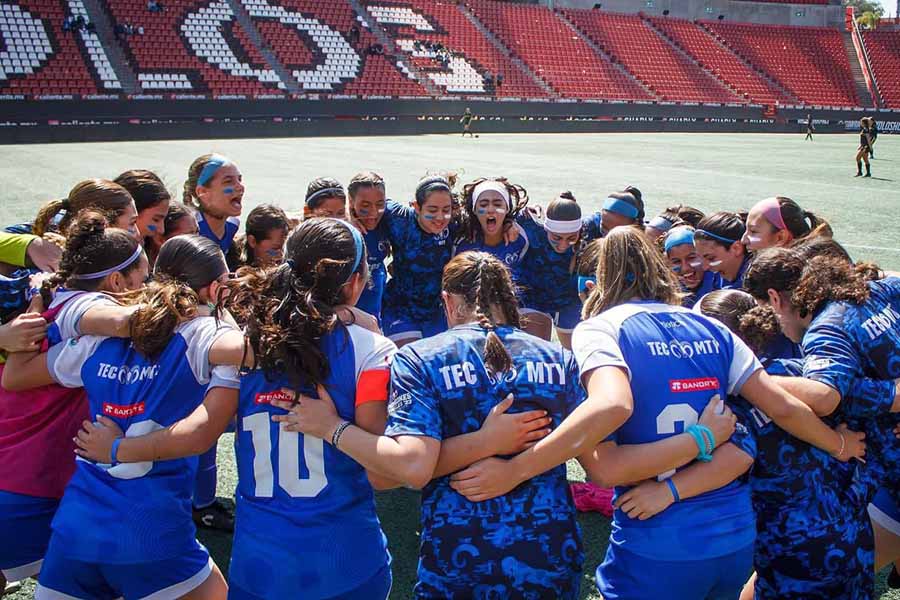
[231,218,366,388]
[698,290,780,355]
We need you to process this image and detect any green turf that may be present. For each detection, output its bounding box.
[2,132,899,599]
[0,133,898,267]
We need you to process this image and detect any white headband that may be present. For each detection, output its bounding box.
[544,217,582,234]
[471,181,511,211]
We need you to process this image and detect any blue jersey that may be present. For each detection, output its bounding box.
[730,359,874,599]
[572,302,761,561]
[227,322,394,598]
[582,211,604,242]
[801,276,900,498]
[45,317,237,563]
[516,214,579,313]
[712,256,751,291]
[197,213,240,254]
[683,270,718,309]
[453,223,529,283]
[357,225,390,319]
[382,200,455,324]
[386,325,585,598]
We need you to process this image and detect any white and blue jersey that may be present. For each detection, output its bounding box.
[381,200,455,338]
[197,213,240,254]
[453,224,529,284]
[226,322,395,599]
[43,317,238,564]
[386,325,585,599]
[572,302,761,562]
[357,225,390,320]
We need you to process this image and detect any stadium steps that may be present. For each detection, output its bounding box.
[639,16,743,104]
[79,0,141,93]
[554,10,661,102]
[456,3,560,99]
[224,0,300,94]
[697,22,800,106]
[842,31,876,108]
[347,0,440,97]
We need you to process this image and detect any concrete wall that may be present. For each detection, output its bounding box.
[546,0,845,27]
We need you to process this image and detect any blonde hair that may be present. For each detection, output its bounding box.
[33,179,134,237]
[582,226,684,319]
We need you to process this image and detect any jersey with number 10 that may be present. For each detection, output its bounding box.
[228,323,394,599]
[572,302,761,561]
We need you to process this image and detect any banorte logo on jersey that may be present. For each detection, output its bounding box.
[670,377,720,394]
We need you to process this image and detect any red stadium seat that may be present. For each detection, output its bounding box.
[862,30,900,109]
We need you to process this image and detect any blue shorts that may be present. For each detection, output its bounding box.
[228,562,392,600]
[0,490,58,582]
[597,542,753,600]
[382,309,446,342]
[869,486,900,537]
[36,537,213,599]
[521,302,582,334]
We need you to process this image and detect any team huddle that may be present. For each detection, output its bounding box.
[0,153,898,600]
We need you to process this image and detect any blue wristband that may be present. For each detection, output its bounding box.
[110,437,123,466]
[694,424,716,456]
[686,425,713,462]
[665,477,680,503]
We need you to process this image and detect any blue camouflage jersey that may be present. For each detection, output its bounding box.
[386,324,585,599]
[572,301,760,561]
[453,223,529,285]
[729,359,873,599]
[44,317,238,563]
[800,276,900,500]
[581,211,604,242]
[226,322,394,598]
[357,224,390,320]
[381,200,456,325]
[516,213,579,314]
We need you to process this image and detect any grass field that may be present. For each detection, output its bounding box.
[2,132,899,599]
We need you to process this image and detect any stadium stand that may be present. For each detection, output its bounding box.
[703,21,859,107]
[1,0,102,96]
[465,0,652,101]
[735,0,829,3]
[243,0,429,96]
[862,30,900,109]
[646,16,794,107]
[562,10,742,104]
[98,0,284,95]
[362,0,547,98]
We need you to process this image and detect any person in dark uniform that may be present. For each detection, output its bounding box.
[805,113,814,141]
[869,117,878,158]
[856,117,872,178]
[460,107,475,138]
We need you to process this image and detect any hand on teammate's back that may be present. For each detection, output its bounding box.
[834,423,866,462]
[613,479,674,521]
[480,394,551,456]
[449,456,518,502]
[74,415,124,464]
[698,395,737,448]
[271,384,341,440]
[0,311,47,353]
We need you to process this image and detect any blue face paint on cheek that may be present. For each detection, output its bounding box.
[423,214,437,221]
[265,249,280,257]
[357,208,370,216]
[477,208,488,215]
[146,224,158,232]
[223,187,235,195]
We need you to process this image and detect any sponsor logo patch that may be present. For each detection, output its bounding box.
[670,377,720,393]
[103,402,145,418]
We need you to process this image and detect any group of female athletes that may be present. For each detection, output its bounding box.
[0,153,898,600]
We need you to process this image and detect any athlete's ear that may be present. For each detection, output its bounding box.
[247,234,258,250]
[766,288,782,311]
[584,280,596,294]
[105,271,126,294]
[774,229,793,248]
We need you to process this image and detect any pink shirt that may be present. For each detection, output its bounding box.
[0,291,112,499]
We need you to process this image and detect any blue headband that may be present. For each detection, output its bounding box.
[664,227,696,254]
[696,229,740,245]
[602,197,639,220]
[306,187,345,208]
[71,245,144,280]
[648,215,676,232]
[197,154,231,186]
[334,219,364,280]
[577,275,596,295]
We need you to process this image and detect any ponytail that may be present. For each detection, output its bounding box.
[442,252,521,376]
[33,198,68,238]
[33,179,134,238]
